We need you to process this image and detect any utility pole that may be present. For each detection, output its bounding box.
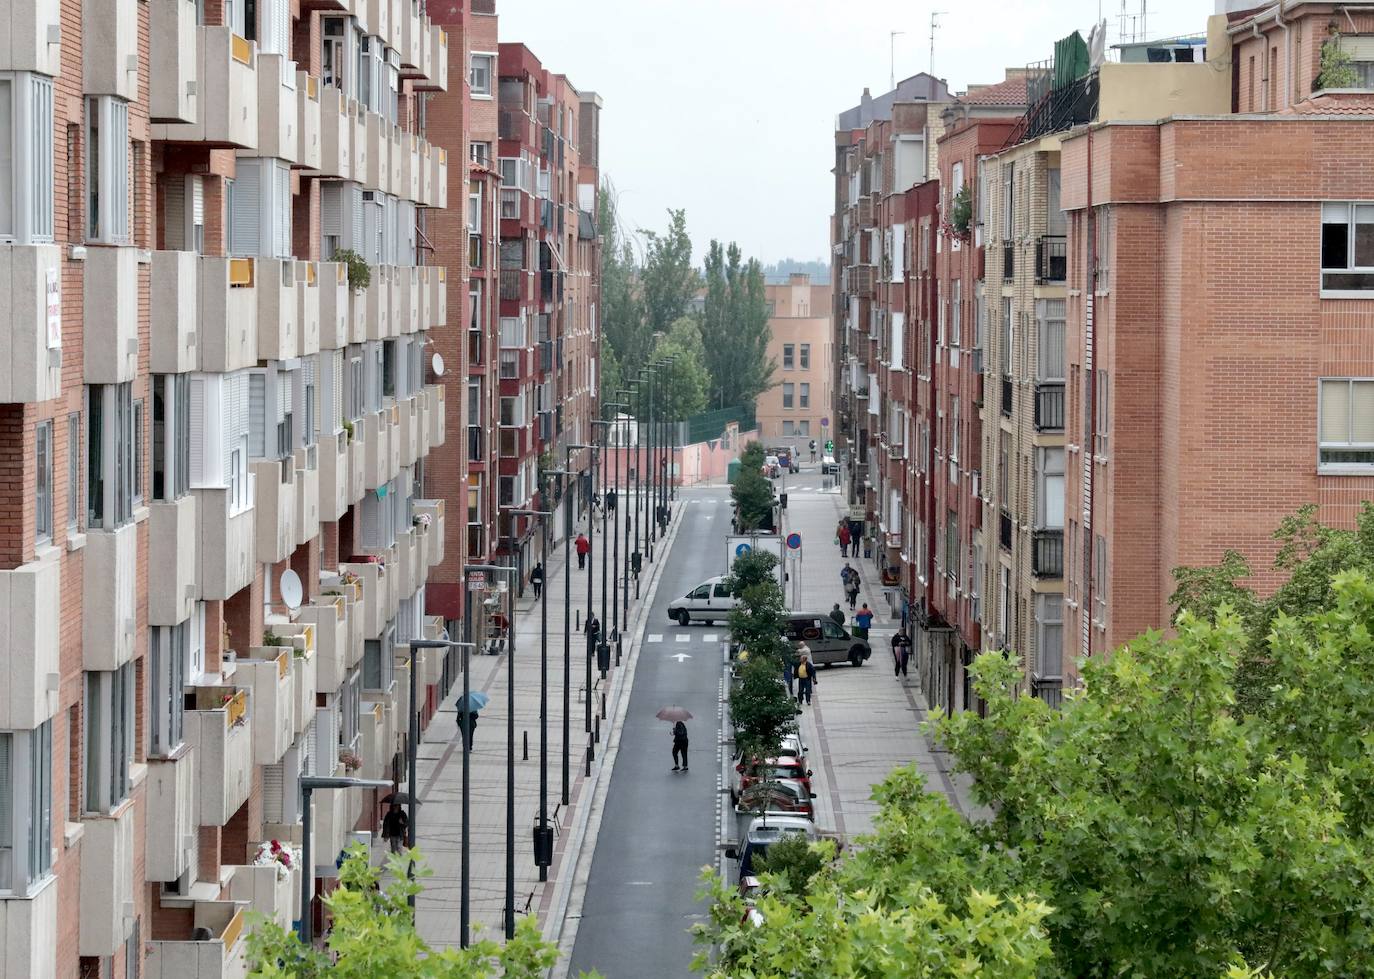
[929,11,945,79]
[890,30,904,91]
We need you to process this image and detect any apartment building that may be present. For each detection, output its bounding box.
[0,0,451,971]
[758,274,832,451]
[1057,6,1374,677]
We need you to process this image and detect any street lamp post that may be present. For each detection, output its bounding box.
[619,386,637,622]
[640,367,656,560]
[298,775,392,945]
[581,442,601,733]
[658,355,676,531]
[591,418,613,681]
[607,398,630,662]
[560,446,589,804]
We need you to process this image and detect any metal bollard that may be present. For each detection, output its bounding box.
[575,609,581,631]
[587,737,594,772]
[600,691,606,720]
[522,730,529,761]
[594,715,601,744]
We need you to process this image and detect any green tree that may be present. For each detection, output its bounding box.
[725,548,797,766]
[640,209,698,341]
[650,316,709,419]
[700,241,775,411]
[246,847,601,978]
[598,180,650,379]
[730,442,774,532]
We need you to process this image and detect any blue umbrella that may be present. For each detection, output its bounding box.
[455,691,489,713]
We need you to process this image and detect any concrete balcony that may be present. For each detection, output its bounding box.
[294,446,320,546]
[4,0,61,75]
[364,265,391,341]
[339,559,384,640]
[359,700,387,779]
[144,901,249,979]
[149,496,198,626]
[0,243,63,403]
[318,430,349,522]
[145,747,197,883]
[83,523,138,671]
[413,25,447,92]
[150,0,199,123]
[349,99,368,183]
[317,261,350,349]
[399,1,422,73]
[348,269,368,343]
[416,388,430,458]
[295,71,321,171]
[252,53,298,164]
[251,459,296,566]
[0,879,58,979]
[394,527,416,599]
[316,84,351,180]
[398,394,418,467]
[363,111,388,192]
[186,686,253,826]
[335,577,366,671]
[152,26,259,149]
[413,499,444,569]
[296,261,320,356]
[414,514,430,573]
[428,383,446,445]
[423,264,446,327]
[400,132,422,203]
[391,265,417,335]
[255,257,298,363]
[360,411,386,490]
[196,487,255,601]
[384,401,402,481]
[83,246,139,384]
[84,0,138,99]
[429,146,448,209]
[296,595,348,693]
[198,256,258,373]
[387,124,403,197]
[78,802,136,957]
[288,644,316,735]
[312,777,354,874]
[237,650,293,765]
[417,143,433,206]
[151,250,199,373]
[416,263,431,327]
[0,555,60,731]
[346,432,366,506]
[363,0,390,54]
[227,863,297,933]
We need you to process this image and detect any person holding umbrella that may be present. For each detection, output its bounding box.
[656,707,692,772]
[455,691,489,750]
[382,803,409,854]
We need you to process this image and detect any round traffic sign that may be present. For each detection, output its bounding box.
[785,533,802,550]
[735,543,752,556]
[821,417,830,427]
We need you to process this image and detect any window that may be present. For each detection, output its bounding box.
[132,399,144,506]
[347,356,364,421]
[149,623,188,757]
[1000,298,1013,374]
[1001,161,1014,237]
[469,53,494,97]
[800,344,810,369]
[85,664,135,813]
[85,96,130,244]
[799,420,810,437]
[0,73,55,242]
[950,397,960,465]
[1319,377,1374,470]
[944,511,958,581]
[469,141,491,166]
[363,627,395,691]
[782,420,794,437]
[999,431,1010,504]
[782,382,794,409]
[951,278,961,347]
[1094,370,1110,457]
[782,344,795,370]
[1092,534,1108,628]
[1035,594,1063,678]
[67,414,80,530]
[1035,447,1065,529]
[1037,300,1066,381]
[35,420,52,545]
[1321,202,1374,292]
[799,383,810,409]
[339,669,361,752]
[0,721,53,892]
[86,383,135,530]
[1337,35,1374,88]
[153,376,191,501]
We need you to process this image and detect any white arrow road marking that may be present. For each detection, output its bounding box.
[701,633,718,642]
[671,652,692,663]
[647,634,663,643]
[676,634,690,642]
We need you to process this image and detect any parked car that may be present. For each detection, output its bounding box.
[820,454,839,475]
[667,575,738,626]
[782,612,872,667]
[776,732,808,765]
[771,446,799,474]
[735,778,817,818]
[734,756,814,804]
[762,455,781,478]
[725,815,820,880]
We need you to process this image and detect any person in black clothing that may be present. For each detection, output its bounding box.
[456,709,479,749]
[829,603,846,627]
[584,613,601,646]
[530,561,544,598]
[672,720,689,771]
[605,487,617,512]
[891,631,912,678]
[382,803,409,854]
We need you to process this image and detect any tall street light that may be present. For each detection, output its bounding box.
[604,399,629,665]
[628,378,645,600]
[560,445,589,804]
[618,385,638,621]
[298,774,391,944]
[657,355,676,533]
[639,366,656,562]
[461,561,516,941]
[591,417,614,680]
[580,438,603,733]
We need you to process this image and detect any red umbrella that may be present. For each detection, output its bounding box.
[655,706,693,722]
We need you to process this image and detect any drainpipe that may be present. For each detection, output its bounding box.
[1275,6,1289,109]
[1080,128,1096,664]
[1254,22,1269,110]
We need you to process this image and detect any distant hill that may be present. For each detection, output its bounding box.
[760,258,831,285]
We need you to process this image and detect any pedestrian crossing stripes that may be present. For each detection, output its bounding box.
[645,632,722,643]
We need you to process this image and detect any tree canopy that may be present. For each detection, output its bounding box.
[730,442,774,532]
[650,316,710,420]
[699,241,774,412]
[641,209,699,342]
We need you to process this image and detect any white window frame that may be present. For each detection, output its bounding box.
[1318,376,1374,472]
[67,413,81,530]
[0,72,55,243]
[469,52,495,98]
[1094,370,1110,458]
[86,96,131,245]
[0,721,53,894]
[85,663,135,814]
[1092,534,1108,630]
[86,382,135,530]
[149,622,188,758]
[153,373,192,502]
[1035,447,1065,529]
[35,419,52,545]
[799,383,810,409]
[1320,201,1374,296]
[1034,593,1063,679]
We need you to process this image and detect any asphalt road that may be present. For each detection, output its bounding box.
[567,486,732,979]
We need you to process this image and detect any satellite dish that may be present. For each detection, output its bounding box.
[280,569,304,611]
[431,353,445,377]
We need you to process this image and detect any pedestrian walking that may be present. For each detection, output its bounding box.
[891,630,912,678]
[829,603,846,628]
[782,653,795,699]
[853,603,874,640]
[605,487,617,512]
[837,522,852,558]
[840,562,856,585]
[575,532,590,570]
[381,803,409,854]
[795,648,817,708]
[844,574,860,611]
[584,613,601,646]
[456,709,479,749]
[530,561,544,598]
[672,720,689,772]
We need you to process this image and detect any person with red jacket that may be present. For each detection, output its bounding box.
[575,532,590,570]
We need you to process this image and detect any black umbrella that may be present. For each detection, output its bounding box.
[380,791,424,806]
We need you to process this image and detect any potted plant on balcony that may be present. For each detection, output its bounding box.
[944,185,973,242]
[333,248,371,292]
[252,840,300,882]
[413,511,432,530]
[340,750,363,772]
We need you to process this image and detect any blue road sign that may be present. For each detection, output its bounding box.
[785,533,802,550]
[735,543,752,556]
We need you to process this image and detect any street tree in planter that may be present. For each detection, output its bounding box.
[731,443,774,532]
[725,550,796,767]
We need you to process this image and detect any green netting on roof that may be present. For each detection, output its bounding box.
[1053,32,1089,88]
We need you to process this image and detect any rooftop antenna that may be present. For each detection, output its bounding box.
[890,30,905,91]
[929,11,946,79]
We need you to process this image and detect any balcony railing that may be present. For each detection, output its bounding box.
[1002,241,1015,281]
[467,328,483,365]
[1036,235,1066,283]
[497,109,524,140]
[999,510,1013,551]
[1032,528,1063,577]
[1001,375,1013,417]
[1034,382,1064,431]
[499,268,523,302]
[1031,675,1063,709]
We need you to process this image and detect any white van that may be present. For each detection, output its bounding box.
[667,575,738,625]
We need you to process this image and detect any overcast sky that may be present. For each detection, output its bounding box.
[497,0,1211,266]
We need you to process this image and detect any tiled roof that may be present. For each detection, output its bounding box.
[955,75,1028,107]
[1280,93,1374,115]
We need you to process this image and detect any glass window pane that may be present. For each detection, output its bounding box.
[1356,205,1374,268]
[1353,380,1374,442]
[1321,380,1351,443]
[1322,217,1350,270]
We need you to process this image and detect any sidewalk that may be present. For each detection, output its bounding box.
[411,491,677,947]
[772,488,983,836]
